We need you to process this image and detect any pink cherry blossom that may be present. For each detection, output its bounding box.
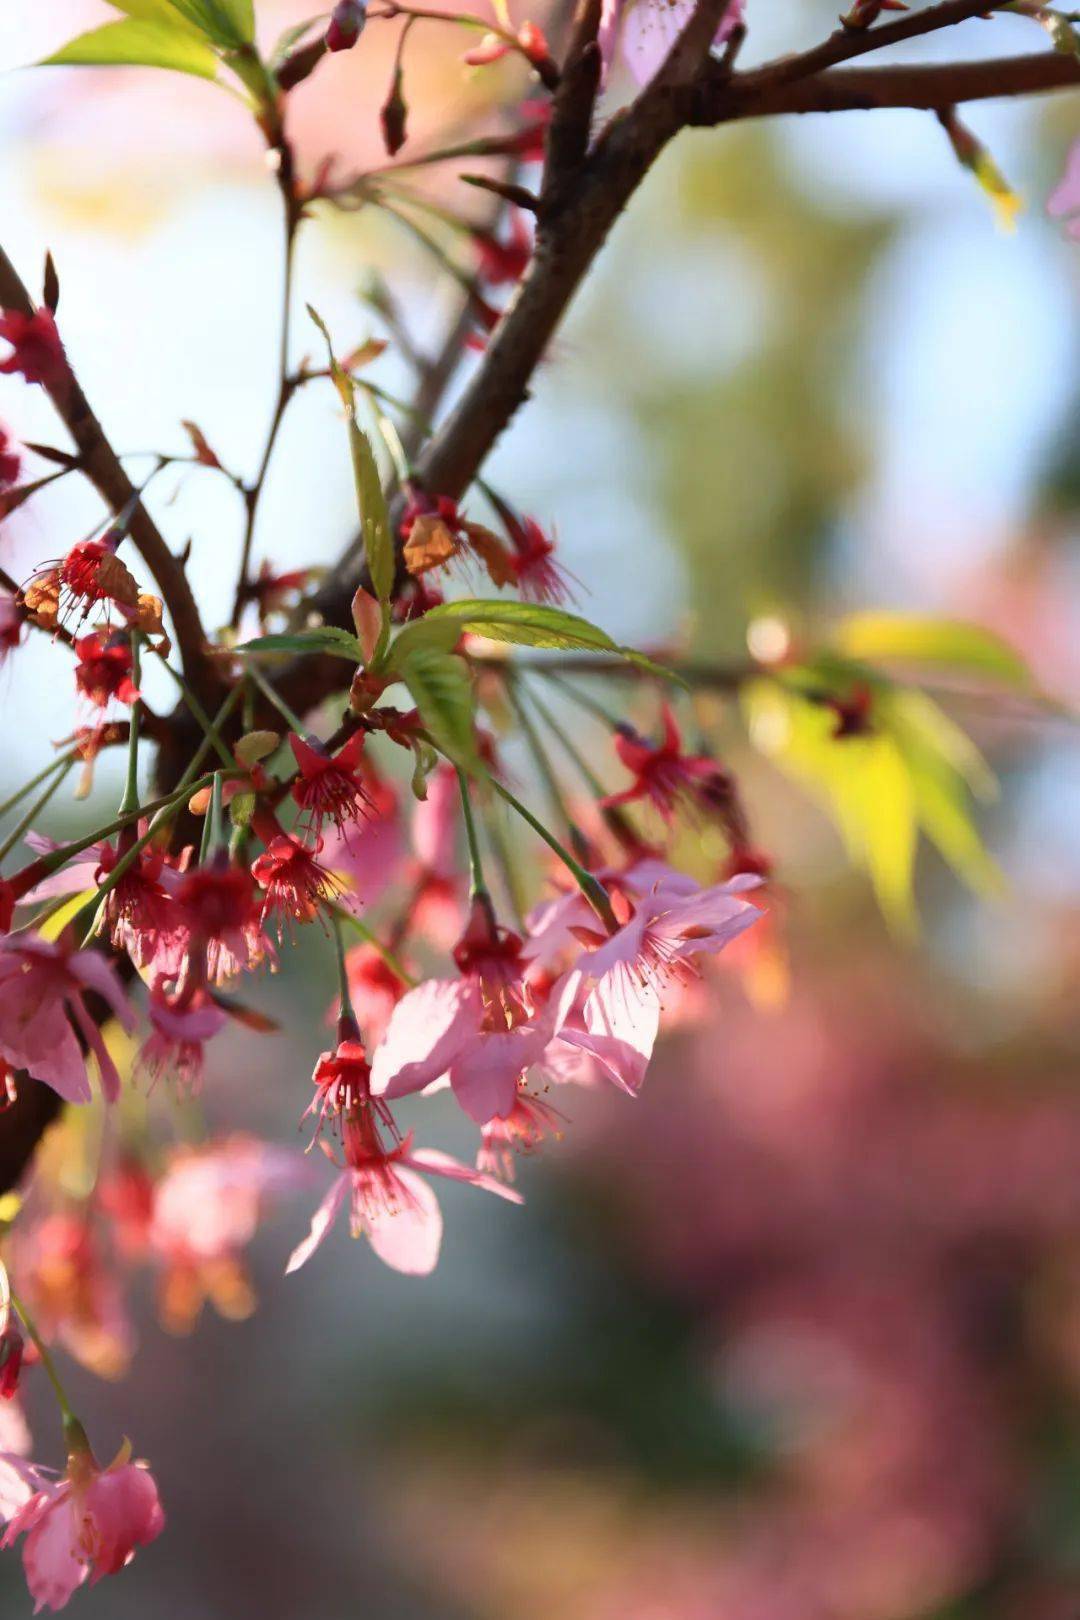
[287,1109,521,1277]
[1,1447,164,1610]
[0,935,135,1104]
[552,876,762,1093]
[1048,137,1080,239]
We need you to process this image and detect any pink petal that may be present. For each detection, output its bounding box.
[447,1023,551,1124]
[406,1147,524,1204]
[22,1493,87,1613]
[370,979,474,1099]
[562,966,661,1093]
[365,1167,442,1275]
[67,953,135,1032]
[1048,137,1080,219]
[285,1176,348,1275]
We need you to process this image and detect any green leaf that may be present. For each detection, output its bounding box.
[106,0,205,29]
[834,612,1030,687]
[42,17,219,78]
[236,628,363,662]
[397,645,479,771]
[351,425,394,607]
[160,0,255,46]
[307,307,395,608]
[388,599,680,680]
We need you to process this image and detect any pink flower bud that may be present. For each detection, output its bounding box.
[326,0,366,52]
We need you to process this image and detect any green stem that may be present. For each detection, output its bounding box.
[543,671,622,731]
[481,797,527,930]
[455,766,489,903]
[525,679,609,798]
[332,906,416,987]
[246,661,309,737]
[488,776,616,930]
[0,758,74,866]
[332,914,358,1027]
[10,1287,89,1454]
[153,649,235,770]
[506,677,588,856]
[0,750,77,824]
[118,635,142,817]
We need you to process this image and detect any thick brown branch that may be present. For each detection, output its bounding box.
[698,49,1080,121]
[0,247,216,699]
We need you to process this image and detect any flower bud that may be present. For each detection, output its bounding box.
[380,70,408,156]
[326,0,366,52]
[351,586,383,664]
[0,1319,24,1400]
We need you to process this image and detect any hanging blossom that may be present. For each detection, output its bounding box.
[287,1097,520,1277]
[0,936,135,1105]
[0,1441,164,1611]
[370,897,555,1124]
[0,307,67,391]
[601,704,719,821]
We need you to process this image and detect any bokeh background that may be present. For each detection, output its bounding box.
[0,1,1079,1615]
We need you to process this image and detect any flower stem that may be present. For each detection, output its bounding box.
[506,677,589,859]
[332,906,416,987]
[0,750,78,824]
[153,649,235,770]
[488,776,616,930]
[455,766,489,905]
[10,1287,90,1456]
[118,635,142,817]
[332,914,358,1027]
[0,757,74,866]
[246,661,309,738]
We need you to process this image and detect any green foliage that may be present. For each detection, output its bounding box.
[236,628,364,661]
[743,664,1003,933]
[308,308,396,611]
[42,17,220,79]
[834,612,1032,686]
[396,644,480,772]
[387,599,677,678]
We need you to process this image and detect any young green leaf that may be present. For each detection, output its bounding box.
[391,599,679,679]
[834,612,1030,687]
[42,17,220,78]
[308,307,395,606]
[397,644,479,771]
[160,0,255,47]
[236,628,364,662]
[351,424,395,607]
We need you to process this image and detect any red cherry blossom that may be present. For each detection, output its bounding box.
[0,307,67,390]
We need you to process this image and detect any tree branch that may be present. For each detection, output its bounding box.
[698,48,1080,121]
[0,246,216,699]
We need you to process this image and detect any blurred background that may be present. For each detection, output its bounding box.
[0,1,1079,1615]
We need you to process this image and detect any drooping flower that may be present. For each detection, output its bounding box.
[72,632,138,711]
[0,935,135,1104]
[287,1104,520,1277]
[1,1443,164,1610]
[137,983,227,1095]
[0,307,67,391]
[505,513,575,605]
[602,704,716,821]
[289,730,373,840]
[371,899,554,1123]
[552,874,763,1093]
[251,835,338,935]
[170,855,268,987]
[476,1088,565,1182]
[29,537,140,632]
[145,1137,310,1332]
